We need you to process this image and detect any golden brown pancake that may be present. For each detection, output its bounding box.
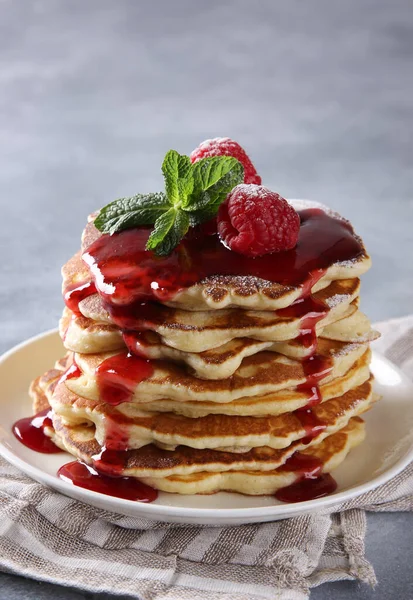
[49,376,374,452]
[60,306,378,380]
[32,348,371,419]
[31,201,377,498]
[75,278,360,352]
[49,411,365,481]
[141,418,365,495]
[68,339,369,405]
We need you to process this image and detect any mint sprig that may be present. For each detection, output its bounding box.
[94,149,244,255]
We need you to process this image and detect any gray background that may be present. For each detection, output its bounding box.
[1,0,412,598]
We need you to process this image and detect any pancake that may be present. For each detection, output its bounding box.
[61,306,377,380]
[68,339,369,405]
[59,308,123,354]
[129,349,372,417]
[76,278,360,352]
[29,356,72,413]
[49,376,374,451]
[321,310,380,344]
[30,375,52,414]
[77,200,371,312]
[33,348,371,419]
[49,411,365,478]
[141,418,365,495]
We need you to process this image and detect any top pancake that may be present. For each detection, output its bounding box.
[68,200,371,312]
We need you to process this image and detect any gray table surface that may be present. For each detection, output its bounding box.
[1,0,412,598]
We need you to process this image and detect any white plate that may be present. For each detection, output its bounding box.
[1,330,413,526]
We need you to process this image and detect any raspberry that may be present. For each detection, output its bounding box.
[190,137,261,185]
[217,184,300,257]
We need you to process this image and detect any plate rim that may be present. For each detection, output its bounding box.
[1,328,413,521]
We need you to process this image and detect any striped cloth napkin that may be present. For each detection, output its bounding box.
[1,315,413,600]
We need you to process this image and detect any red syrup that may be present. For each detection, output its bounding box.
[81,209,364,329]
[122,331,150,357]
[275,452,337,503]
[95,352,154,406]
[63,281,96,316]
[58,360,82,384]
[278,282,334,405]
[57,461,158,503]
[275,474,337,503]
[295,409,327,444]
[104,414,132,452]
[12,409,63,454]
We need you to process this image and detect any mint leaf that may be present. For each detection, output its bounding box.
[183,156,244,222]
[94,193,170,235]
[146,208,190,256]
[162,150,193,207]
[94,150,245,254]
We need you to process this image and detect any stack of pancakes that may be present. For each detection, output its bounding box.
[30,203,379,497]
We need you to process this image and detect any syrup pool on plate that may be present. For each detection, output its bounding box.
[275,452,338,503]
[12,409,63,454]
[58,461,158,503]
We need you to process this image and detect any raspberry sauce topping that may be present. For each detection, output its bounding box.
[81,208,364,316]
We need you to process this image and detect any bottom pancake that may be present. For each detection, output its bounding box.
[140,418,365,495]
[49,405,365,478]
[47,414,364,496]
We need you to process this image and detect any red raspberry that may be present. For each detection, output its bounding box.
[217,184,300,257]
[190,137,262,185]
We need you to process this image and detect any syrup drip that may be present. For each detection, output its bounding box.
[58,360,82,384]
[295,409,327,444]
[57,461,158,502]
[275,474,337,503]
[277,293,328,353]
[91,447,129,476]
[298,353,334,407]
[279,290,333,409]
[104,416,132,452]
[275,452,337,503]
[280,451,323,477]
[12,409,63,454]
[95,352,154,406]
[122,331,150,357]
[64,281,96,316]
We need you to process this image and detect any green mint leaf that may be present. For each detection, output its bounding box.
[94,151,245,256]
[183,156,244,216]
[94,193,170,235]
[162,150,193,207]
[146,208,190,256]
